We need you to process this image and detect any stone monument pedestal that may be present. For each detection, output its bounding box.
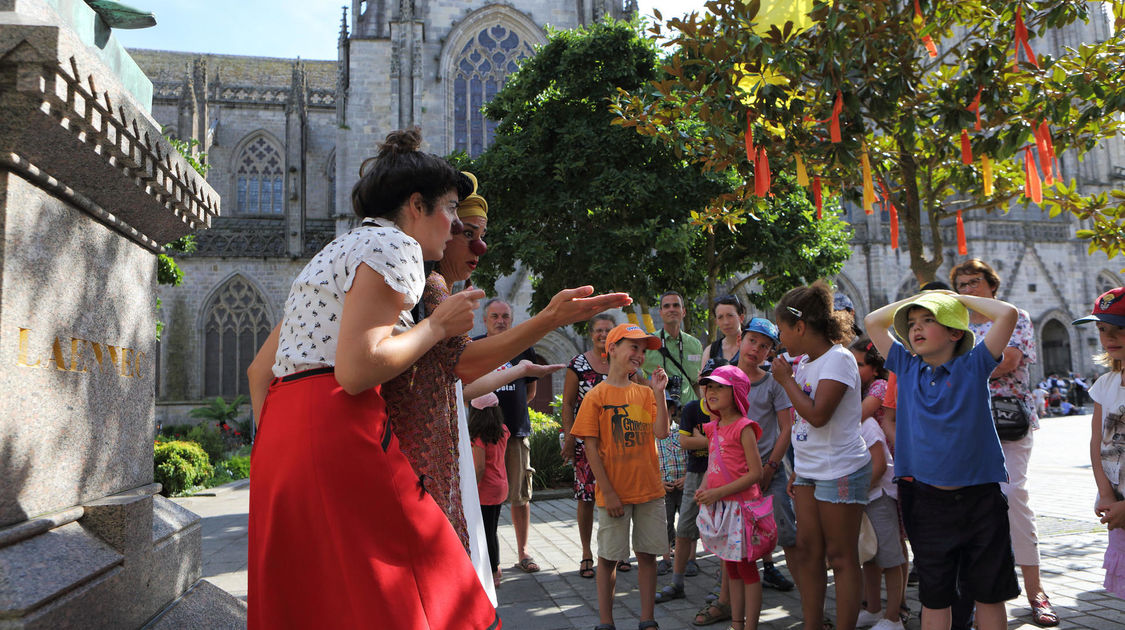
[0,1,243,627]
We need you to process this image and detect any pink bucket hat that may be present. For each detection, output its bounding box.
[699,364,751,418]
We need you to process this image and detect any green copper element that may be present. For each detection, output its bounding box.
[84,0,157,29]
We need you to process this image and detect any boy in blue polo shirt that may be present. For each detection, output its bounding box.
[865,291,1018,630]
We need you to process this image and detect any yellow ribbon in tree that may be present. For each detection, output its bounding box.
[795,154,809,186]
[747,0,814,39]
[982,155,993,196]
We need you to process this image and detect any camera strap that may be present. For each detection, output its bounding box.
[659,331,696,388]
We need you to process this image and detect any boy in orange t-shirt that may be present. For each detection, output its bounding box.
[572,323,671,630]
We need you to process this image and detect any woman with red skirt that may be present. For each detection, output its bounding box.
[246,128,500,629]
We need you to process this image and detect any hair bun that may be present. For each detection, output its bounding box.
[378,126,422,158]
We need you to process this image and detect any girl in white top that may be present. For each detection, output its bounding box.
[771,281,871,630]
[1074,286,1125,599]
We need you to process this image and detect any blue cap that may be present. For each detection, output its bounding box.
[742,317,780,345]
[834,292,855,311]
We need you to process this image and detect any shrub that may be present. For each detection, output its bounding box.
[528,420,573,491]
[224,455,251,479]
[154,440,212,496]
[205,455,251,488]
[184,423,226,465]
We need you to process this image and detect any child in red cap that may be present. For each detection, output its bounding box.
[1074,286,1125,598]
[571,323,671,630]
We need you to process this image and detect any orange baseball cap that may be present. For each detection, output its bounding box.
[604,323,662,355]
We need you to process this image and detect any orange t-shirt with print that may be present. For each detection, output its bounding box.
[570,381,664,507]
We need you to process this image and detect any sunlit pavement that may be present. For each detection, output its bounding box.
[174,413,1125,628]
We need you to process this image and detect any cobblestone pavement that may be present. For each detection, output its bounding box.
[174,413,1124,629]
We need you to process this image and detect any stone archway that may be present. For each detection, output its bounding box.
[1040,319,1073,378]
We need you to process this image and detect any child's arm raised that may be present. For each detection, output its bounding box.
[770,357,849,428]
[651,367,670,439]
[695,426,763,505]
[863,296,919,358]
[583,436,623,517]
[955,294,1017,360]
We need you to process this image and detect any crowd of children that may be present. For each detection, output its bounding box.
[544,278,1125,630]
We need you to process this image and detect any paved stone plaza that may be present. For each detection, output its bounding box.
[174,414,1125,629]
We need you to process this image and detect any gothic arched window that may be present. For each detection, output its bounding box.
[1097,271,1122,296]
[451,23,535,157]
[202,276,272,397]
[235,136,284,215]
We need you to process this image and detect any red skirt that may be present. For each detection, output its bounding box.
[249,369,501,629]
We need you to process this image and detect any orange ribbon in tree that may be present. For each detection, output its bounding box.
[967,87,983,131]
[960,129,973,165]
[1024,146,1042,203]
[877,180,899,250]
[1035,120,1055,185]
[812,176,823,219]
[829,90,843,143]
[1013,6,1040,70]
[913,0,938,58]
[755,147,771,197]
[956,210,967,255]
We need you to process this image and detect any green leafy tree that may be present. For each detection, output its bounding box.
[471,18,849,331]
[614,0,1125,284]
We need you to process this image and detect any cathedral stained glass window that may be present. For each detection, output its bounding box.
[202,275,272,398]
[452,23,535,157]
[235,136,284,215]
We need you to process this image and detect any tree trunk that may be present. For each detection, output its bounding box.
[896,136,942,289]
[706,228,717,341]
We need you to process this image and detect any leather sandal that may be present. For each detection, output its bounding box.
[579,557,595,579]
[692,600,731,626]
[1031,594,1059,627]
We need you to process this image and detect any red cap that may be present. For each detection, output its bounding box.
[1073,287,1125,328]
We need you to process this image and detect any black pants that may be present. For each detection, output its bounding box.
[481,504,503,573]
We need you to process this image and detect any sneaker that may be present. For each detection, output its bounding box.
[870,619,905,630]
[657,558,673,576]
[856,609,883,628]
[761,563,794,591]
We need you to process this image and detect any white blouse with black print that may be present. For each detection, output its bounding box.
[272,217,424,377]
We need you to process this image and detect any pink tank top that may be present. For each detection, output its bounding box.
[703,417,763,503]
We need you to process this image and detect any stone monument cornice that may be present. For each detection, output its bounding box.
[0,27,220,248]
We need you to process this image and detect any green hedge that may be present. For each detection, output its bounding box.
[529,420,573,491]
[154,440,212,496]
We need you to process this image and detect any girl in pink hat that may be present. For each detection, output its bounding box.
[696,364,777,630]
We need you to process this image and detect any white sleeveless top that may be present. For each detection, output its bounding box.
[272,217,424,377]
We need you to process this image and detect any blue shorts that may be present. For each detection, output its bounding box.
[794,459,872,505]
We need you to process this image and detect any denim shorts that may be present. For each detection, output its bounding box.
[794,459,872,505]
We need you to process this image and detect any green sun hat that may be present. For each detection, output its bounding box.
[892,292,975,357]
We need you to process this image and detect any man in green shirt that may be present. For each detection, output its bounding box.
[642,291,703,404]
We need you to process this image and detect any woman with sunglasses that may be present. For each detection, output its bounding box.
[244,129,499,628]
[700,295,748,374]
